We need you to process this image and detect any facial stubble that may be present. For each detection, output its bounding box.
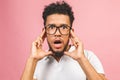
[47,39,69,58]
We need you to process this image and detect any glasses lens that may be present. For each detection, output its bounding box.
[46,24,56,34]
[59,25,70,35]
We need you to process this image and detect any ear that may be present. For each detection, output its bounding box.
[42,28,44,31]
[70,28,74,37]
[71,28,74,32]
[69,28,74,45]
[42,28,47,37]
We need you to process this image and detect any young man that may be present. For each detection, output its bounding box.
[21,1,107,80]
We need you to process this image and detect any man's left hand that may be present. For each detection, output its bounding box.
[64,30,85,61]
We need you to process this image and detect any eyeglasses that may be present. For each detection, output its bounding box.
[45,24,71,35]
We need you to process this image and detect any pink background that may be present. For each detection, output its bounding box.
[0,0,120,80]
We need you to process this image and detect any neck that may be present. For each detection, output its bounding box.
[52,55,61,62]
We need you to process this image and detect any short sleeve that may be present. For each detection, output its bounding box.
[84,50,105,74]
[33,59,44,80]
[33,62,39,80]
[33,57,48,80]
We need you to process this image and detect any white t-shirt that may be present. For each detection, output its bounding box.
[34,46,104,80]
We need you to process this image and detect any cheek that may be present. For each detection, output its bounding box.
[46,36,50,41]
[63,36,69,44]
[46,35,53,43]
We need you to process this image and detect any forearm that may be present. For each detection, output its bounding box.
[21,56,37,80]
[77,55,106,80]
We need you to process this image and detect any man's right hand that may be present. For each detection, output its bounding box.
[30,29,52,61]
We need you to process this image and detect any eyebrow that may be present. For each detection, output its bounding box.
[46,24,70,27]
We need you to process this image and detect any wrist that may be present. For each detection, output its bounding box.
[28,55,39,63]
[76,54,87,63]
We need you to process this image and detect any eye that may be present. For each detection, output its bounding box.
[61,25,68,29]
[48,24,56,29]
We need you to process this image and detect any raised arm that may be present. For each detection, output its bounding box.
[21,29,52,80]
[64,30,107,80]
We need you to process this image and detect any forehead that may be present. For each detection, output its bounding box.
[46,14,70,26]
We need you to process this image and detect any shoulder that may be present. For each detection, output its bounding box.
[84,50,105,74]
[84,50,96,59]
[70,46,96,57]
[35,57,49,68]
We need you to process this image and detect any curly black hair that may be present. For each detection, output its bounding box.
[42,1,74,27]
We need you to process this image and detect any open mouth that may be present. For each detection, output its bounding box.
[54,40,62,44]
[53,40,62,48]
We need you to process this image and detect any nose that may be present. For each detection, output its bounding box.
[54,28,61,36]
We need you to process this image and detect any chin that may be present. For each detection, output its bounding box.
[52,50,64,58]
[52,48,64,53]
[49,46,65,57]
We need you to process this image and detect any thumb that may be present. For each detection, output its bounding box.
[45,51,52,56]
[64,51,71,57]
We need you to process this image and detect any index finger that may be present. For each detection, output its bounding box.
[39,28,46,41]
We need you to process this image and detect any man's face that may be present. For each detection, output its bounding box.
[45,14,71,56]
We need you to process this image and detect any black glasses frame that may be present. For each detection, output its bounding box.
[45,24,71,35]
